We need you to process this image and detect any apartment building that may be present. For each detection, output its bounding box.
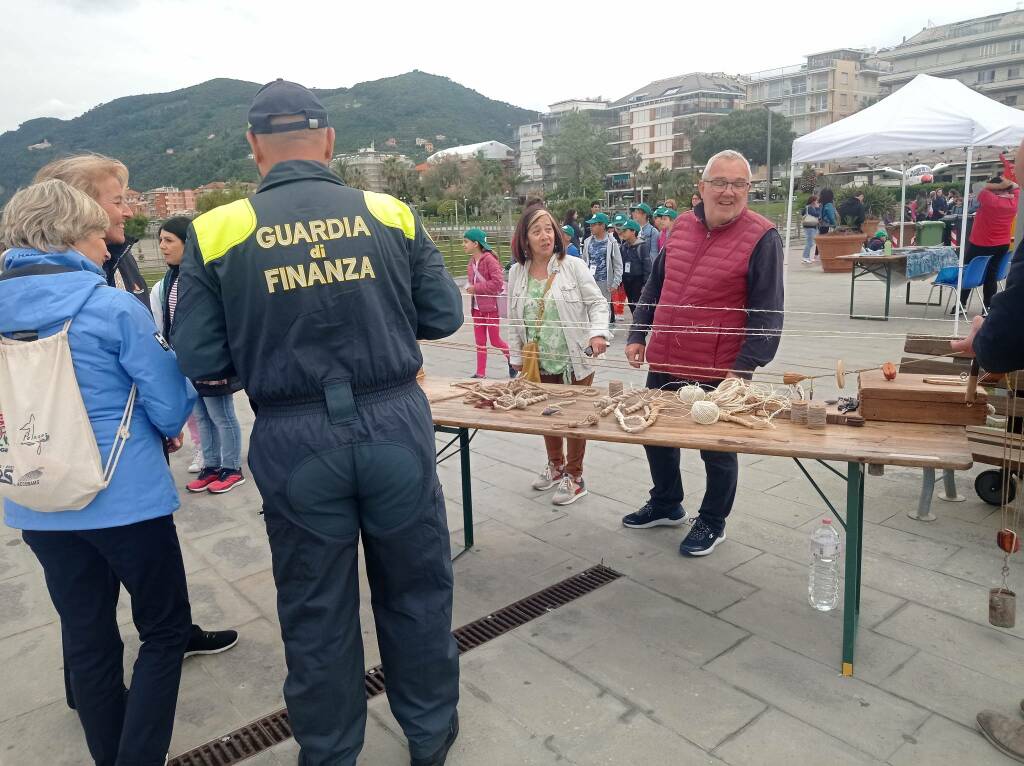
[139,187,197,218]
[878,10,1024,109]
[605,72,745,200]
[745,49,890,137]
[517,98,613,188]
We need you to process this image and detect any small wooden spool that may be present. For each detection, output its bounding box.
[807,401,827,430]
[791,400,809,426]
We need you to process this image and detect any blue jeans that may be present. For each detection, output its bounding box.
[194,394,242,470]
[802,226,818,261]
[643,372,738,534]
[23,516,191,766]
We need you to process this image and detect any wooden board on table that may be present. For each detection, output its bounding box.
[858,368,987,426]
[904,335,974,359]
[424,377,972,470]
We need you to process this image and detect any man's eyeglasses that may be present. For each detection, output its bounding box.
[706,179,751,191]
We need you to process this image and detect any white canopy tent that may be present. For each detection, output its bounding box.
[783,74,1024,332]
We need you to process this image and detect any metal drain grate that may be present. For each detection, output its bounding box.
[168,564,621,766]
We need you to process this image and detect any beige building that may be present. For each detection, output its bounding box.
[745,49,890,137]
[606,72,746,200]
[332,145,413,193]
[877,10,1024,109]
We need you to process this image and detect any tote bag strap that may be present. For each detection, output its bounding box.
[102,384,137,485]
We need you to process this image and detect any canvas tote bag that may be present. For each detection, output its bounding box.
[0,269,135,512]
[519,272,556,383]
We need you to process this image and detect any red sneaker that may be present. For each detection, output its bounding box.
[208,469,246,494]
[186,467,221,493]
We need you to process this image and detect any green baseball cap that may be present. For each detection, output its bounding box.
[585,212,610,225]
[463,228,490,249]
[661,208,678,220]
[610,212,629,226]
[630,202,653,217]
[560,225,575,237]
[616,219,641,233]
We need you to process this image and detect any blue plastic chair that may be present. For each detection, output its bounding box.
[925,255,992,319]
[995,248,1013,289]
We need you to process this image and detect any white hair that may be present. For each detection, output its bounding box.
[702,150,752,180]
[1,179,109,253]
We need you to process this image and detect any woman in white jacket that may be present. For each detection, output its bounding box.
[507,205,611,506]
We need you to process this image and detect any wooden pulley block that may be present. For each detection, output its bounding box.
[783,372,809,386]
[997,528,1021,554]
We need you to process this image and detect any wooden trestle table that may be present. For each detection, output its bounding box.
[423,377,973,677]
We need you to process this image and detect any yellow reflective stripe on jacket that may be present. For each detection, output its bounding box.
[193,199,258,264]
[363,191,416,240]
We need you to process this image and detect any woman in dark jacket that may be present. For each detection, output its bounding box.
[152,218,247,495]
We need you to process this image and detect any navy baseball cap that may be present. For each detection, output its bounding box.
[248,79,329,134]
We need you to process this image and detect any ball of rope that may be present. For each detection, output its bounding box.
[676,385,706,405]
[690,400,720,425]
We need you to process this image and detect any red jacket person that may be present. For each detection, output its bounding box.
[623,149,784,557]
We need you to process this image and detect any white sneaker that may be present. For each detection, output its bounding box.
[187,446,203,474]
[552,474,588,506]
[532,462,564,491]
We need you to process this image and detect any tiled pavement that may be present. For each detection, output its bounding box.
[2,252,1022,765]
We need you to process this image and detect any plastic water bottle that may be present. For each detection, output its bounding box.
[883,238,893,256]
[808,519,841,611]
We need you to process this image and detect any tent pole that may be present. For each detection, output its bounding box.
[898,162,906,246]
[954,146,974,336]
[782,161,798,307]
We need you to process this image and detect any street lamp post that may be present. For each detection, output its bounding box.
[763,100,783,206]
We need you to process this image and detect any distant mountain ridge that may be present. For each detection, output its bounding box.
[0,71,536,203]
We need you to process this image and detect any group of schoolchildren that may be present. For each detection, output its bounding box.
[463,197,691,378]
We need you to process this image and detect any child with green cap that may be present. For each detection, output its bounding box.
[464,228,514,378]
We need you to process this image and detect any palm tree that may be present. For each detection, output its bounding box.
[625,147,643,202]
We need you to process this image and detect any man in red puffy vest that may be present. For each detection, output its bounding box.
[623,150,784,557]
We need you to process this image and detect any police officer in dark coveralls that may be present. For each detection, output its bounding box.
[171,80,463,766]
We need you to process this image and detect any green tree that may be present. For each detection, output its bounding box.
[691,109,795,168]
[537,111,610,196]
[196,184,250,213]
[124,214,149,240]
[640,160,670,203]
[331,158,367,189]
[799,165,817,194]
[381,155,420,200]
[421,157,463,201]
[624,147,643,201]
[663,169,699,206]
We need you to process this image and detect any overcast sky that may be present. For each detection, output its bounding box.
[1,0,1018,134]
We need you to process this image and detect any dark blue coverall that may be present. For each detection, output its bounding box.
[171,159,464,764]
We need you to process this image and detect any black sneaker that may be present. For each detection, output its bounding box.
[410,712,459,766]
[622,501,686,529]
[184,625,239,658]
[678,518,726,557]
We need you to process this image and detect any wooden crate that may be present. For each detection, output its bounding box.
[858,368,988,426]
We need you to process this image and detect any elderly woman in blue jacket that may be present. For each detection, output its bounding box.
[0,179,197,766]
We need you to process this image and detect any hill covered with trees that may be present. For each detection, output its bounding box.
[0,71,536,202]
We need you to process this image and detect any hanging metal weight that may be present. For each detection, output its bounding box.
[990,587,1016,628]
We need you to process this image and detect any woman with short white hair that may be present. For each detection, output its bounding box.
[0,179,197,765]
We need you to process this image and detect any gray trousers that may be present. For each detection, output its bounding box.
[250,381,459,765]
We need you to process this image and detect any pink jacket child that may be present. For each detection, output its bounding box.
[463,229,513,378]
